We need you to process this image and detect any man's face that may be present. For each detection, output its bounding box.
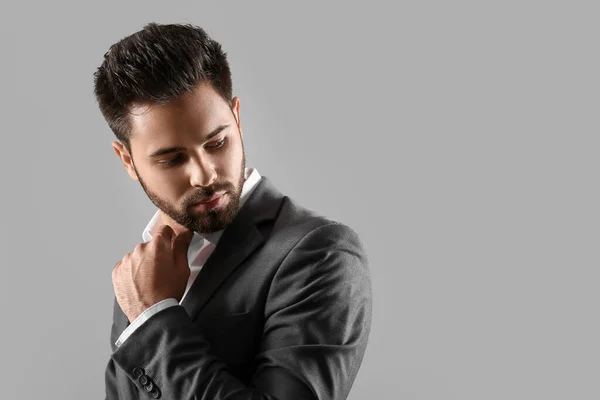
[113,81,246,234]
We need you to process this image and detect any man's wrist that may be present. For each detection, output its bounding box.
[123,297,179,323]
[115,298,179,348]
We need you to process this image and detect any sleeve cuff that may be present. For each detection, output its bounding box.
[115,298,179,347]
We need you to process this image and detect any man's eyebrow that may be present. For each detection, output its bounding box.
[148,124,229,158]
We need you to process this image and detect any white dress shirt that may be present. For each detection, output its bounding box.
[115,167,262,347]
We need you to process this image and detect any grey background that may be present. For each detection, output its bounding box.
[1,1,597,399]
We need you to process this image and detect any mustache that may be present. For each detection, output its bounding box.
[188,182,233,203]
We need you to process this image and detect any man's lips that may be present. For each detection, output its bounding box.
[190,192,226,211]
[193,193,223,204]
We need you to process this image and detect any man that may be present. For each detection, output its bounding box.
[94,22,372,400]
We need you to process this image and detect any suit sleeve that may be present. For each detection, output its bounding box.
[109,222,373,400]
[105,358,119,400]
[105,298,125,400]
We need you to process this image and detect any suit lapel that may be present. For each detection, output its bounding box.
[181,176,283,320]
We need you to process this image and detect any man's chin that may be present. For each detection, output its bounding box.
[184,190,241,233]
[189,209,237,233]
[191,219,230,234]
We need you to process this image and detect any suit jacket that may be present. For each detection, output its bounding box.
[105,176,372,400]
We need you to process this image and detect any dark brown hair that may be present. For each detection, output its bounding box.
[93,22,233,153]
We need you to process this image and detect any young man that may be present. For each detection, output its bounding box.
[94,22,372,400]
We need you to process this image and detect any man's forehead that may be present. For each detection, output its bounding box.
[130,102,223,135]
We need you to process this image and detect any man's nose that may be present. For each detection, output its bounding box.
[189,156,217,188]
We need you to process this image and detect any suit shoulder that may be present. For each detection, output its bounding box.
[274,196,365,254]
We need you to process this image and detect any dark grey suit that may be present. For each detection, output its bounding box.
[104,176,372,399]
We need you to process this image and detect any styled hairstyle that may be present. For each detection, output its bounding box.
[93,22,233,153]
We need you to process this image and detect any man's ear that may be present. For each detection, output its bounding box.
[231,96,242,138]
[112,141,139,182]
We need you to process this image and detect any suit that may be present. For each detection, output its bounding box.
[104,176,373,399]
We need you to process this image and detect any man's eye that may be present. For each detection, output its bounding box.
[159,154,184,167]
[158,139,225,167]
[208,138,226,150]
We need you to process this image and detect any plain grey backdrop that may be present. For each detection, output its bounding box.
[1,1,597,399]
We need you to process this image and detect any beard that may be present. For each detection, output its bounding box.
[134,151,246,234]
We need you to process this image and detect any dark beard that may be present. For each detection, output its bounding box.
[134,152,246,234]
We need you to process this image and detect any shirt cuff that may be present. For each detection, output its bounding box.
[114,298,179,348]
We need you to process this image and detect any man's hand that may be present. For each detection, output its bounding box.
[152,210,189,237]
[112,225,195,323]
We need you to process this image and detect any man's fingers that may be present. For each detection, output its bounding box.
[112,260,121,281]
[153,224,176,245]
[172,229,195,260]
[151,225,194,265]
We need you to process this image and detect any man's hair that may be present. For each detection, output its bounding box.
[93,22,233,153]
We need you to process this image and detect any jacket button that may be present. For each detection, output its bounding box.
[144,381,154,392]
[132,367,144,379]
[150,387,161,398]
[138,374,149,385]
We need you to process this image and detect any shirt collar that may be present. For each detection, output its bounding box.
[142,167,262,247]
